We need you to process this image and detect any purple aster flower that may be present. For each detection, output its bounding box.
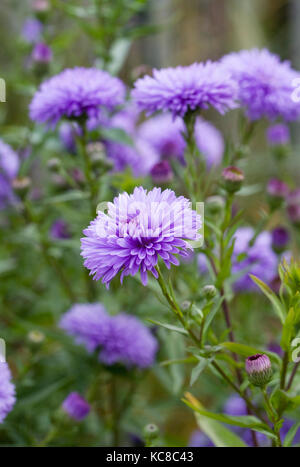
[232,227,278,291]
[0,140,20,209]
[62,392,90,421]
[105,106,159,176]
[222,48,300,121]
[132,61,238,118]
[138,114,186,159]
[188,430,214,447]
[150,161,173,184]
[267,178,289,199]
[224,395,247,416]
[194,118,224,168]
[21,17,43,43]
[138,113,224,168]
[31,42,52,63]
[50,219,71,240]
[271,227,290,253]
[60,304,157,369]
[266,124,290,146]
[29,68,126,126]
[81,187,202,286]
[0,139,19,180]
[99,313,158,368]
[58,122,81,154]
[59,303,111,353]
[0,363,16,423]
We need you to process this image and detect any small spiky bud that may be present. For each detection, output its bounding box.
[222,166,244,193]
[245,354,272,387]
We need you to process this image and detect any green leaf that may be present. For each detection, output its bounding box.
[283,421,300,447]
[182,395,247,447]
[250,275,286,323]
[100,127,133,146]
[281,307,296,351]
[183,397,275,439]
[221,342,281,366]
[190,357,210,386]
[147,319,188,335]
[42,190,89,205]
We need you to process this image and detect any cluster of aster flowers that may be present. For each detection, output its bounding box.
[0,363,16,424]
[60,303,158,369]
[0,139,19,209]
[30,67,126,126]
[222,48,300,121]
[81,187,202,286]
[132,61,238,118]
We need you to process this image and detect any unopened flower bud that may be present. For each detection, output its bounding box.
[181,300,191,311]
[271,227,290,254]
[32,43,52,64]
[245,354,272,387]
[267,178,289,210]
[12,176,31,198]
[287,189,300,226]
[222,166,244,193]
[266,124,290,147]
[202,284,217,300]
[28,330,45,344]
[62,392,90,422]
[205,195,225,216]
[151,161,173,184]
[143,423,159,441]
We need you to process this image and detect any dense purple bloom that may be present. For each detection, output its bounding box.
[81,187,202,286]
[99,313,158,368]
[31,42,52,63]
[21,17,43,43]
[232,227,278,291]
[132,61,238,117]
[50,219,71,239]
[29,68,126,126]
[266,124,290,146]
[60,304,158,369]
[60,303,111,352]
[138,114,224,168]
[222,48,300,121]
[62,392,90,421]
[0,363,16,423]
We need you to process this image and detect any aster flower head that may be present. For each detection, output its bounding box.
[132,61,238,118]
[62,392,90,421]
[60,304,158,369]
[245,354,272,387]
[81,187,202,286]
[59,303,111,352]
[99,313,158,368]
[267,124,290,146]
[0,363,16,423]
[29,67,126,127]
[232,227,278,291]
[222,48,300,121]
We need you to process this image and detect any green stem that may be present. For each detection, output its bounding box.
[262,388,282,447]
[280,351,289,390]
[110,377,120,447]
[286,361,300,391]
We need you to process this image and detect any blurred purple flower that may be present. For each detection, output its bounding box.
[222,48,300,121]
[29,67,126,126]
[0,140,20,209]
[224,395,247,416]
[0,363,16,424]
[266,124,290,146]
[267,178,289,199]
[150,160,173,184]
[188,430,214,447]
[58,122,80,154]
[194,118,224,168]
[21,17,43,43]
[81,187,202,286]
[132,61,238,117]
[232,227,278,291]
[60,304,158,369]
[31,42,52,63]
[271,227,290,253]
[287,189,300,225]
[50,219,71,240]
[62,392,90,421]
